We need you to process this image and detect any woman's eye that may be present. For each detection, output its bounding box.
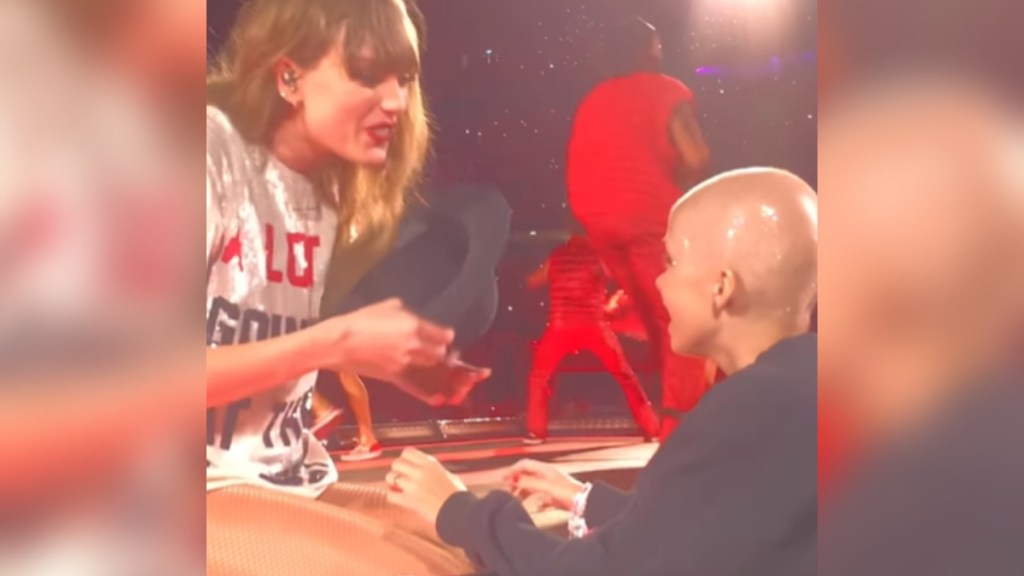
[353,72,416,88]
[354,73,383,87]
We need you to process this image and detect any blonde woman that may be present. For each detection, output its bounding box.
[206,0,484,572]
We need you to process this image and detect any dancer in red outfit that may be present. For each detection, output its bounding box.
[524,234,660,443]
[568,17,713,439]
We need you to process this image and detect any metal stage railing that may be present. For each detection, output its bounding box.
[333,415,645,445]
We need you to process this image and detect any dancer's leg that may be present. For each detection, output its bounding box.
[337,372,377,445]
[310,389,344,438]
[584,325,661,439]
[526,326,575,439]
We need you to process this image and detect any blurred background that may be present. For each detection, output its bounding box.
[1,0,205,573]
[207,0,818,433]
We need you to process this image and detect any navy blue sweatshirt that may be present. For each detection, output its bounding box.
[437,334,818,576]
[821,374,1024,576]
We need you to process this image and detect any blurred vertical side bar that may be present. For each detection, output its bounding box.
[819,0,1024,575]
[0,0,205,574]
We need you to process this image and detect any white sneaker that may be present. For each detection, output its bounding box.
[522,434,546,445]
[337,441,384,462]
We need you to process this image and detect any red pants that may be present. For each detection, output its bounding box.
[526,322,659,439]
[587,232,711,441]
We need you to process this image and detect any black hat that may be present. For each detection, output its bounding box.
[326,185,510,349]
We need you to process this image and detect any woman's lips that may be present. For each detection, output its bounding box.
[366,125,395,146]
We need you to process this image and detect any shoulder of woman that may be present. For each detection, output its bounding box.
[205,106,253,214]
[206,106,245,156]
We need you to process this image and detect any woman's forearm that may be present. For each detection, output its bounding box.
[206,327,332,408]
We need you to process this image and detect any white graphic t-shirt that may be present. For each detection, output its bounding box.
[205,106,338,497]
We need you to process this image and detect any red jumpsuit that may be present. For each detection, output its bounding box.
[567,72,711,440]
[526,236,660,439]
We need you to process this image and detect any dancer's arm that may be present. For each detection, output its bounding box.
[669,102,711,187]
[526,260,550,289]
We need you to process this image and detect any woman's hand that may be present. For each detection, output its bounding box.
[309,299,490,405]
[313,298,451,374]
[398,357,491,406]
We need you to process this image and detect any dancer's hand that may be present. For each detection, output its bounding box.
[525,261,549,290]
[603,289,628,315]
[608,309,650,342]
[504,459,585,512]
[605,290,650,341]
[386,448,467,527]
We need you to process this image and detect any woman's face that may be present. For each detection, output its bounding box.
[288,13,419,167]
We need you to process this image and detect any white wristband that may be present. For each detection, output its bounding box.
[567,482,593,539]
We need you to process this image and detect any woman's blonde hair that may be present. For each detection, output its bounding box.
[207,0,430,242]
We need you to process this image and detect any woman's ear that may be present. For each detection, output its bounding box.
[273,58,302,105]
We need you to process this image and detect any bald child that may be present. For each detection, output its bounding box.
[385,168,818,576]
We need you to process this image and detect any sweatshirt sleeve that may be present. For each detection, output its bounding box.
[436,488,655,576]
[434,365,817,576]
[583,481,632,528]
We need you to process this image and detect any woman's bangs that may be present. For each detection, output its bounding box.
[342,1,420,79]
